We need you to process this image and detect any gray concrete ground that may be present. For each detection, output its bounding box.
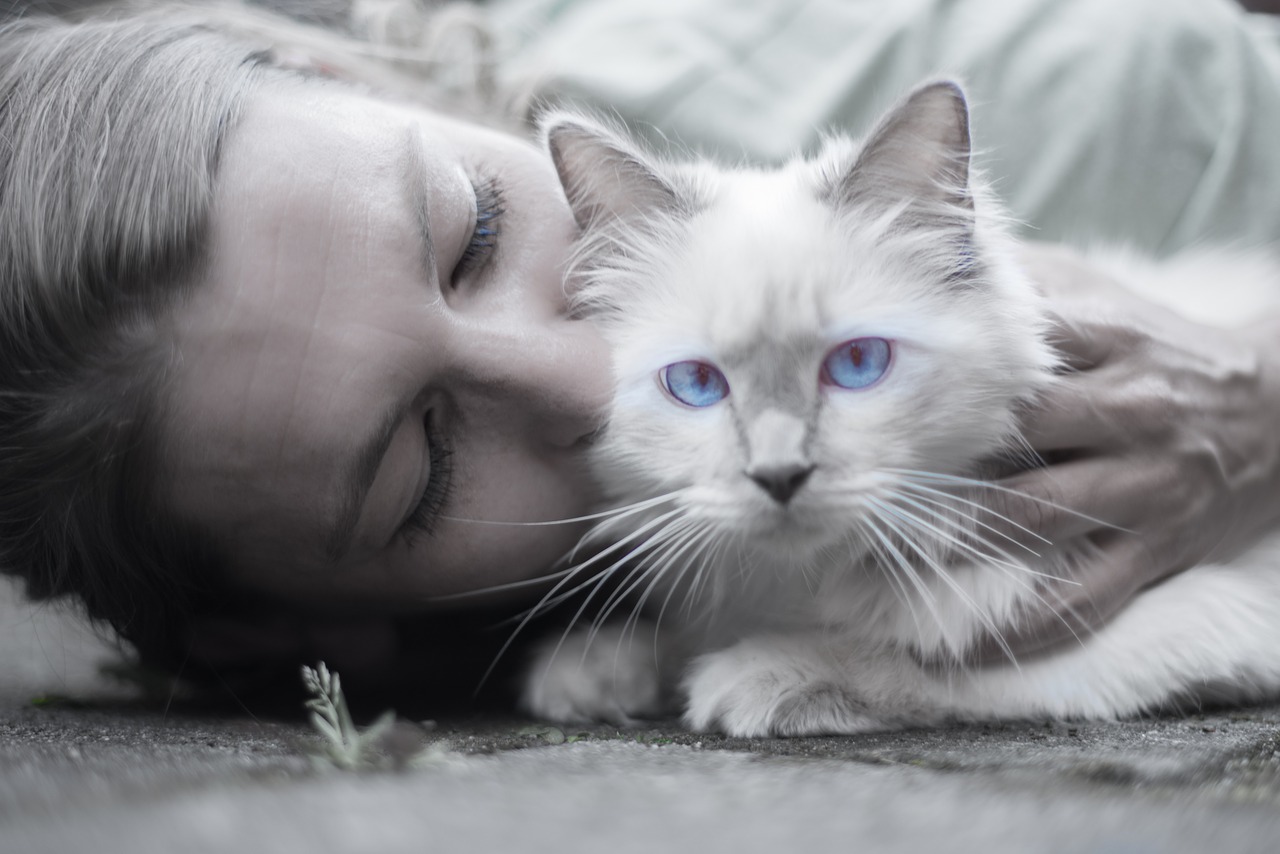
[4,579,1280,853]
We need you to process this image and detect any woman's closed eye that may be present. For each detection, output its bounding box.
[400,410,454,544]
[450,174,505,288]
[395,174,502,547]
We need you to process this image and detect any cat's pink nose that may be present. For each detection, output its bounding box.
[747,462,815,505]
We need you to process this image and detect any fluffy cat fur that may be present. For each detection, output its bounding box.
[518,81,1280,736]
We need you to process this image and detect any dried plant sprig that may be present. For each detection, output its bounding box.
[300,662,398,770]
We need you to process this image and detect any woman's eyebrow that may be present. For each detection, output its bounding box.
[323,398,413,564]
[403,128,436,282]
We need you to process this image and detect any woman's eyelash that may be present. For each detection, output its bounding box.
[452,175,504,285]
[400,411,453,545]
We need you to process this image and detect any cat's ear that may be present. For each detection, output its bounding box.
[540,111,682,229]
[827,80,973,218]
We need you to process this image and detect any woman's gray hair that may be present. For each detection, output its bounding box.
[0,12,273,667]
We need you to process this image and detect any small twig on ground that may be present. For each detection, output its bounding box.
[300,662,451,771]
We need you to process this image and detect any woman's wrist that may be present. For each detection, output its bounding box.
[1227,309,1280,547]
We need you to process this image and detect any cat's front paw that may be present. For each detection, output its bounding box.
[682,636,892,737]
[519,623,670,726]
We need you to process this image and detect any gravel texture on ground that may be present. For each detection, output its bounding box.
[4,580,1280,853]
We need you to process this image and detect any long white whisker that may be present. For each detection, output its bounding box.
[628,520,716,637]
[423,563,585,604]
[882,491,1087,646]
[652,523,713,631]
[586,517,701,648]
[882,490,1065,584]
[538,510,707,691]
[684,531,735,625]
[889,486,1044,557]
[528,541,673,701]
[890,478,1052,548]
[860,513,960,665]
[894,497,1070,597]
[1030,570,1095,649]
[884,490,1093,659]
[525,511,687,620]
[855,522,920,632]
[432,495,688,605]
[1004,426,1045,473]
[565,492,688,564]
[676,529,719,623]
[868,497,1016,666]
[859,513,946,633]
[441,490,682,527]
[473,507,685,693]
[884,467,1129,533]
[616,523,717,677]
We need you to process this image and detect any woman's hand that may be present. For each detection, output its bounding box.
[973,243,1280,662]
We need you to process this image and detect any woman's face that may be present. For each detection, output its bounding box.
[165,84,610,612]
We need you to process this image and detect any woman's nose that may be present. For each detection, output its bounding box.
[451,314,612,447]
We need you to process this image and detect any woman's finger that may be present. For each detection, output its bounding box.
[978,455,1168,548]
[1017,369,1122,451]
[1042,314,1119,371]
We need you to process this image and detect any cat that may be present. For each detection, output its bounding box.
[517,80,1280,736]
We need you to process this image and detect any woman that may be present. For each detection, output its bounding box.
[0,3,620,702]
[1,0,1277,707]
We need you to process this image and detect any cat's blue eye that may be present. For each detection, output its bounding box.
[821,337,892,390]
[661,360,729,408]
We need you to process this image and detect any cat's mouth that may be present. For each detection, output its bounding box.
[738,504,837,551]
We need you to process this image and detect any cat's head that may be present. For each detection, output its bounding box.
[542,82,1057,561]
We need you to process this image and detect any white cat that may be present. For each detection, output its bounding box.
[519,81,1280,736]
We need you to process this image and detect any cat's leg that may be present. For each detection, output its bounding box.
[944,546,1280,721]
[683,632,942,737]
[518,619,683,726]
